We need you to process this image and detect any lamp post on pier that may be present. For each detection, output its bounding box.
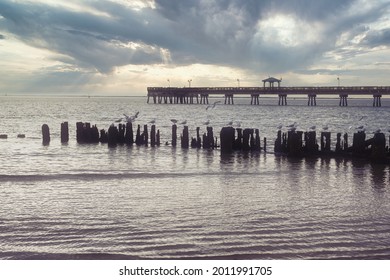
[188,79,192,87]
[237,79,240,87]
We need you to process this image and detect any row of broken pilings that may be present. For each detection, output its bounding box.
[220,127,266,153]
[76,122,160,147]
[43,121,217,149]
[273,130,390,163]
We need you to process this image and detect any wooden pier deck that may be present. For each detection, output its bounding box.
[147,86,390,106]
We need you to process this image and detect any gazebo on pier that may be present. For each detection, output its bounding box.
[262,77,282,89]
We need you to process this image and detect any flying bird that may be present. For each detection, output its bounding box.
[123,111,139,123]
[206,101,221,110]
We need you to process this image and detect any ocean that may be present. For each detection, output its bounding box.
[0,95,389,259]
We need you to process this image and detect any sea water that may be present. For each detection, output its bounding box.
[0,95,389,259]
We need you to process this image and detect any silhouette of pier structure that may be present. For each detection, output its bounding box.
[147,85,390,107]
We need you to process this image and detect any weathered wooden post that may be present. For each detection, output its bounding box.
[220,127,235,153]
[343,133,349,151]
[135,125,142,145]
[254,129,261,151]
[91,125,100,143]
[249,129,255,150]
[370,132,386,162]
[288,131,303,156]
[202,133,209,149]
[264,137,267,152]
[196,127,202,148]
[42,124,50,145]
[242,128,251,151]
[118,124,125,144]
[181,126,189,148]
[100,129,108,143]
[125,122,133,145]
[143,125,148,146]
[282,132,288,153]
[207,127,214,148]
[234,128,243,150]
[108,125,118,147]
[76,122,84,143]
[352,131,366,155]
[304,131,317,154]
[156,130,160,146]
[335,133,342,153]
[61,122,69,143]
[150,124,156,147]
[172,124,177,147]
[274,130,282,153]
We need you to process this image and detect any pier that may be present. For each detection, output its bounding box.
[147,86,390,107]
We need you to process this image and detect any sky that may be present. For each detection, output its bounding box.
[0,0,389,95]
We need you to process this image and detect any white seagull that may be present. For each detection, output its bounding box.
[286,122,297,129]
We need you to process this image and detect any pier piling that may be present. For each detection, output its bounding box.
[42,124,50,145]
[61,122,69,143]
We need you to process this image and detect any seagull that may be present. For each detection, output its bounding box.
[170,119,178,124]
[206,101,221,110]
[180,120,187,125]
[288,126,297,132]
[309,125,316,131]
[203,120,210,126]
[286,122,297,128]
[277,124,283,130]
[227,120,233,126]
[149,118,156,124]
[114,117,123,123]
[123,112,139,123]
[322,125,329,131]
[356,125,365,132]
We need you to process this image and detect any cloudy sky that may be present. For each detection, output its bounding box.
[0,0,389,95]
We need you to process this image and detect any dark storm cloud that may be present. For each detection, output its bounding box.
[0,0,389,74]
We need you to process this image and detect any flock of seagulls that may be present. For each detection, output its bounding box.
[112,105,388,136]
